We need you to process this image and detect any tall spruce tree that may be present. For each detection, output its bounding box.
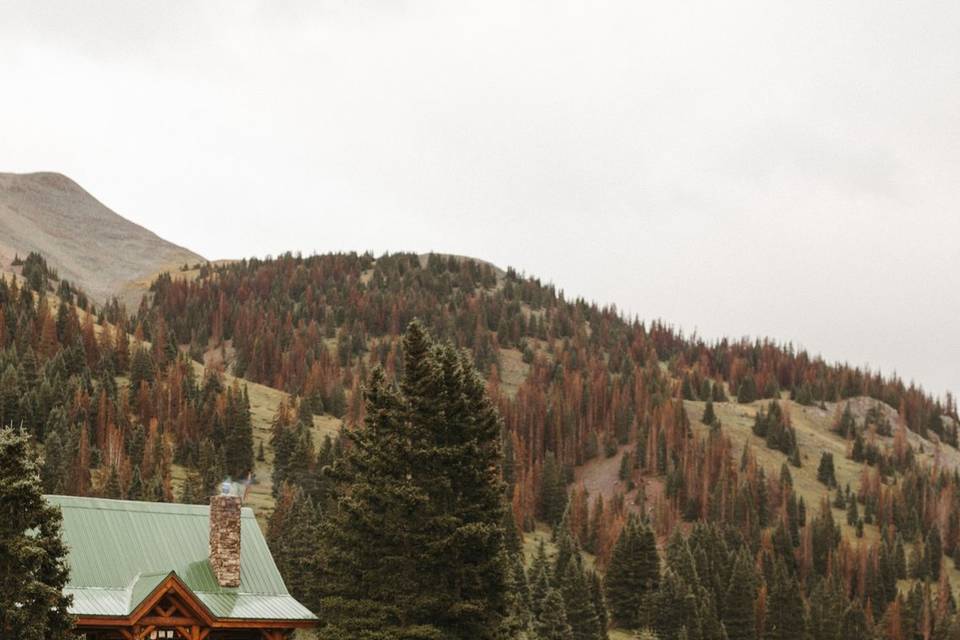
[927,527,944,581]
[840,601,868,639]
[588,570,608,639]
[652,568,700,640]
[0,427,74,639]
[266,486,323,612]
[702,399,717,426]
[536,589,574,640]
[558,555,602,640]
[604,515,660,629]
[807,578,844,640]
[103,465,122,499]
[501,550,534,639]
[724,548,757,640]
[529,538,552,621]
[317,322,508,640]
[541,451,568,527]
[816,452,837,488]
[223,383,254,479]
[762,559,806,640]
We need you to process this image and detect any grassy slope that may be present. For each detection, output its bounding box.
[569,393,960,636]
[686,395,960,537]
[168,362,343,526]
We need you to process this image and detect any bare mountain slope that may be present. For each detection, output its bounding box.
[0,172,203,305]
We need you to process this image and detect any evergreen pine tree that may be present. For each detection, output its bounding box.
[894,535,908,579]
[127,466,144,501]
[178,469,206,504]
[224,383,254,479]
[554,523,578,581]
[536,589,574,640]
[816,452,837,488]
[652,568,701,640]
[702,399,717,426]
[529,538,552,621]
[840,600,868,639]
[541,451,568,527]
[618,451,633,483]
[501,550,534,639]
[666,529,699,586]
[40,426,67,494]
[588,570,608,640]
[762,559,806,640]
[284,426,316,496]
[103,465,122,499]
[789,445,802,468]
[270,422,297,497]
[724,549,757,640]
[807,579,844,640]
[266,487,323,612]
[713,381,728,402]
[558,555,601,640]
[316,322,509,640]
[586,496,605,554]
[846,498,859,526]
[910,543,930,581]
[738,377,758,404]
[604,515,660,629]
[928,527,944,581]
[0,427,74,639]
[197,437,224,498]
[128,347,155,390]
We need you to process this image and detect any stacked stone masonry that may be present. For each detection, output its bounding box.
[209,494,242,588]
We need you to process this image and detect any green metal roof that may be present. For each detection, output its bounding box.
[44,495,316,621]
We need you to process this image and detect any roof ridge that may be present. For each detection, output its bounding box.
[45,495,256,517]
[67,585,297,598]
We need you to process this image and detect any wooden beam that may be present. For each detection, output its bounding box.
[139,616,199,627]
[77,617,316,630]
[124,574,216,627]
[136,625,156,640]
[210,619,317,629]
[168,598,194,619]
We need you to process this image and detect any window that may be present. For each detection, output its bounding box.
[148,631,177,640]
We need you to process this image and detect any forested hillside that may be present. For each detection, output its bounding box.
[6,247,960,638]
[139,252,957,523]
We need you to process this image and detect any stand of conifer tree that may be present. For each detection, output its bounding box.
[0,427,74,639]
[315,321,509,640]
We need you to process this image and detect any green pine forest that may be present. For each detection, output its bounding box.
[4,249,960,639]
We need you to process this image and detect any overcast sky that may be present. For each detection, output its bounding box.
[2,0,958,398]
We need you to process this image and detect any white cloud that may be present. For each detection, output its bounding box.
[1,0,958,396]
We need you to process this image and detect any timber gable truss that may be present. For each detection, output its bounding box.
[76,573,313,640]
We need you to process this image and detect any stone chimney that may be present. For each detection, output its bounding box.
[209,483,242,588]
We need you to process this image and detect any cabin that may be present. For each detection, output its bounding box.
[46,487,318,640]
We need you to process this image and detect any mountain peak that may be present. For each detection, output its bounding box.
[0,171,203,306]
